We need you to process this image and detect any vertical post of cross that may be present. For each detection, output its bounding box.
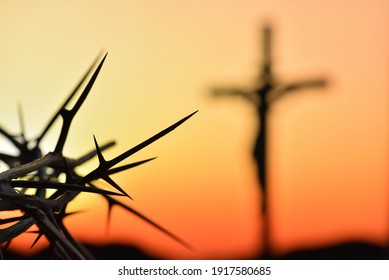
[256,24,272,212]
[255,24,273,259]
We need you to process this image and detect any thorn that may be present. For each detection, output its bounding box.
[102,174,132,200]
[107,157,157,175]
[106,200,115,235]
[17,102,26,143]
[93,135,106,164]
[37,51,107,145]
[30,232,44,249]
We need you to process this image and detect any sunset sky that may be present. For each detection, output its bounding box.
[0,0,388,259]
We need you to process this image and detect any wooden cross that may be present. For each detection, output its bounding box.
[213,24,327,259]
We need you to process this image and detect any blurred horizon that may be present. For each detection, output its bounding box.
[0,0,388,259]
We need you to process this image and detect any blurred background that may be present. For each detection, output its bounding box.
[0,0,388,259]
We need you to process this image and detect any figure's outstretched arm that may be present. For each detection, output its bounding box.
[212,88,259,105]
[267,78,327,104]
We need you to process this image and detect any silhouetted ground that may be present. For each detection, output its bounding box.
[2,241,388,260]
[2,243,153,260]
[280,241,388,260]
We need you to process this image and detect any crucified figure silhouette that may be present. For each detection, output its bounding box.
[213,23,328,259]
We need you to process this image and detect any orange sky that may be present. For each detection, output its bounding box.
[0,0,388,259]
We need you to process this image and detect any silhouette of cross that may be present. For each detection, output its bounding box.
[213,24,327,258]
